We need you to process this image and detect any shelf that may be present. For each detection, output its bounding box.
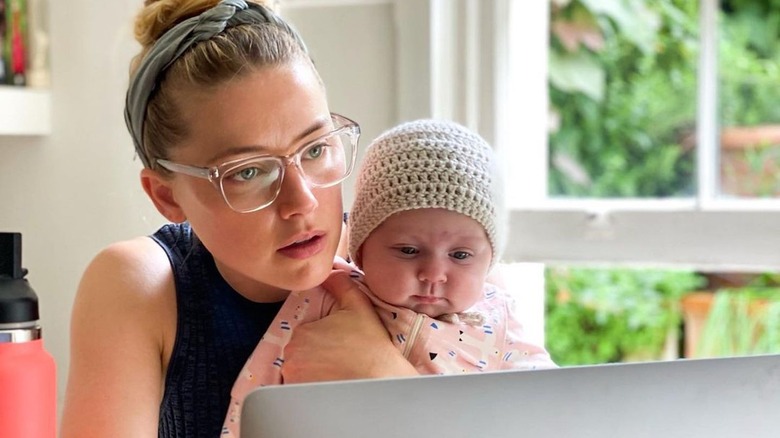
[0,86,51,135]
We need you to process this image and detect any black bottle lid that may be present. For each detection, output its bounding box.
[0,232,40,324]
[0,278,39,324]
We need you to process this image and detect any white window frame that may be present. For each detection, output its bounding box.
[388,0,780,272]
[496,0,780,272]
[283,0,780,343]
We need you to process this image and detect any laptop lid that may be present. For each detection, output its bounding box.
[241,354,780,438]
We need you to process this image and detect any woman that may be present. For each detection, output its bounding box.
[60,1,416,436]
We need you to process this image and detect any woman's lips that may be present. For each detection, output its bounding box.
[277,233,325,260]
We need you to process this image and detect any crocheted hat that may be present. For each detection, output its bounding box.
[348,119,506,267]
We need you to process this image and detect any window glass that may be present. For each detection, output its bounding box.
[545,265,780,365]
[718,0,780,198]
[548,1,699,198]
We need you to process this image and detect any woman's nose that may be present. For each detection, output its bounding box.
[418,257,447,284]
[275,162,318,218]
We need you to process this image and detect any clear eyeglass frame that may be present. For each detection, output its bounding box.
[156,113,360,213]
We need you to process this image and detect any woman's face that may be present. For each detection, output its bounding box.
[164,59,344,301]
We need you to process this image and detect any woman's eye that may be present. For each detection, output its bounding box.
[303,143,325,160]
[235,167,259,181]
[226,162,278,183]
[451,251,471,260]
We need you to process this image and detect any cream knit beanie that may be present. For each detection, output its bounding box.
[348,119,506,268]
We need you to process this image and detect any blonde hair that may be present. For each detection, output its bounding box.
[130,0,310,168]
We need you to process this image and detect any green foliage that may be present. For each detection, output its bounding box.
[544,267,705,366]
[549,0,780,197]
[719,2,780,126]
[549,0,698,197]
[746,273,780,287]
[697,287,780,357]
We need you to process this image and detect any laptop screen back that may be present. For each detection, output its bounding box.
[241,354,780,438]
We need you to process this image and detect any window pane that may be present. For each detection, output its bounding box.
[548,1,699,198]
[546,266,780,366]
[718,0,780,198]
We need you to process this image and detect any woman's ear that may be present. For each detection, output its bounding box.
[140,168,186,223]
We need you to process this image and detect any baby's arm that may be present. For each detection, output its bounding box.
[500,289,558,370]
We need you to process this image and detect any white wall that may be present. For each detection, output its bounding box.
[0,0,397,419]
[0,0,161,418]
[284,3,396,205]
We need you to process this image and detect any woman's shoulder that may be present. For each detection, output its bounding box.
[63,234,178,437]
[73,232,178,357]
[85,222,189,284]
[91,235,170,278]
[77,233,175,310]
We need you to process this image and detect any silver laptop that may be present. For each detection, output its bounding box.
[241,354,780,438]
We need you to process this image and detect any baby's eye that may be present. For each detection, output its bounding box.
[450,251,472,260]
[399,246,418,255]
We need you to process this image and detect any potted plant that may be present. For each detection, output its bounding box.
[719,126,780,197]
[545,267,705,366]
[717,2,780,197]
[681,273,780,358]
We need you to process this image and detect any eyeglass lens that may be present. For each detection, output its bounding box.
[219,130,355,212]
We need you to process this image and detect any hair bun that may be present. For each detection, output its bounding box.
[134,0,213,48]
[134,0,278,48]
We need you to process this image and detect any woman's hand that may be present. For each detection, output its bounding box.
[281,267,418,383]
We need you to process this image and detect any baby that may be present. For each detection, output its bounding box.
[222,119,556,437]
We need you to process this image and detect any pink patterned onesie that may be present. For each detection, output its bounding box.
[221,277,556,437]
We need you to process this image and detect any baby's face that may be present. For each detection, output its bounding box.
[359,208,492,317]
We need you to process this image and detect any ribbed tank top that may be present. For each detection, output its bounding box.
[151,223,284,438]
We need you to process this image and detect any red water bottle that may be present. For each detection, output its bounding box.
[0,232,56,438]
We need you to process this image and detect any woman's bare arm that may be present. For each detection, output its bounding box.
[60,238,176,438]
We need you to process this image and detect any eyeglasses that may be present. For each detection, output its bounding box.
[156,113,360,213]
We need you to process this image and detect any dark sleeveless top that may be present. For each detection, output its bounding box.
[151,223,284,438]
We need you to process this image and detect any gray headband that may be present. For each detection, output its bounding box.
[124,0,307,168]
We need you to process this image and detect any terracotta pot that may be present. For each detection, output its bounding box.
[719,125,780,197]
[680,292,714,358]
[681,124,780,197]
[681,290,775,358]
